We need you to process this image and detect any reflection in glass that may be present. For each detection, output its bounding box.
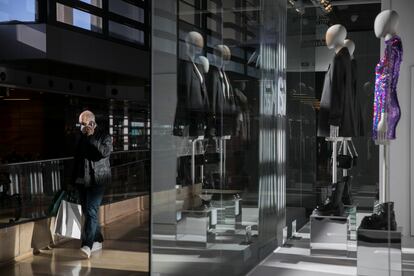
[0,89,150,226]
[109,21,145,44]
[80,0,103,8]
[109,0,145,23]
[152,0,287,274]
[0,0,36,22]
[56,3,103,32]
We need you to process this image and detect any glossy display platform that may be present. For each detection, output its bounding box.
[310,214,349,256]
[357,227,402,276]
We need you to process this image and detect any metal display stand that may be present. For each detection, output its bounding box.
[355,140,401,276]
[176,208,217,247]
[310,137,356,257]
[379,143,390,203]
[191,136,206,186]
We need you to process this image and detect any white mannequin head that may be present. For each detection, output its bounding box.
[214,45,231,68]
[374,10,399,40]
[326,24,347,52]
[197,56,210,73]
[185,31,204,61]
[344,39,355,57]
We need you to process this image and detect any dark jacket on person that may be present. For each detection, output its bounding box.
[73,128,112,186]
[173,59,210,137]
[318,47,357,137]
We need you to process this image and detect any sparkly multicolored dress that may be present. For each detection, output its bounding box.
[372,35,403,140]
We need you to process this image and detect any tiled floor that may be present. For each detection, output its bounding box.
[0,212,149,276]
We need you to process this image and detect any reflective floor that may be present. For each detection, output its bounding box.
[248,223,414,276]
[1,212,149,276]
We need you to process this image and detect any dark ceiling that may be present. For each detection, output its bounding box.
[287,0,381,35]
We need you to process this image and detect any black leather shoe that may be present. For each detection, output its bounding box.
[360,202,397,231]
[342,176,353,206]
[314,181,346,216]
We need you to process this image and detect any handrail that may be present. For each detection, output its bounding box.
[1,149,150,167]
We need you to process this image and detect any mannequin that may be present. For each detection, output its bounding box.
[197,56,210,74]
[234,81,250,142]
[344,39,355,58]
[372,10,402,143]
[317,24,356,138]
[360,10,402,231]
[207,45,237,137]
[345,39,365,136]
[173,31,210,137]
[315,25,357,216]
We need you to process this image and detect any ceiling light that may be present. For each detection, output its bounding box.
[351,14,359,22]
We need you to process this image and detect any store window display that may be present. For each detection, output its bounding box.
[152,0,286,274]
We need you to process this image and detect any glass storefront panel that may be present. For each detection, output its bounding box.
[285,2,380,235]
[56,2,103,32]
[152,0,287,275]
[0,88,150,225]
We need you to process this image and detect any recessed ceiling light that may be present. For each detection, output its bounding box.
[351,15,359,22]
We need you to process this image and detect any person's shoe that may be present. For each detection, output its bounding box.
[91,242,102,253]
[80,246,91,259]
[360,202,397,231]
[313,181,346,216]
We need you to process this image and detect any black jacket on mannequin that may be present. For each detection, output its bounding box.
[351,59,365,136]
[207,66,237,137]
[173,59,209,137]
[318,47,357,137]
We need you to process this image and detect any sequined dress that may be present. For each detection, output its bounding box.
[372,35,403,140]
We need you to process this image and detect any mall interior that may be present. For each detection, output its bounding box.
[0,0,413,275]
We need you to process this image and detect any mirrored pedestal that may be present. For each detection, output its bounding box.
[310,214,349,256]
[176,208,217,247]
[357,227,402,276]
[345,205,357,257]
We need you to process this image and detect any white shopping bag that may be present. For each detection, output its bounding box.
[53,200,82,239]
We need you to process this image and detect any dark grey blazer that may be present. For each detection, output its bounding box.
[173,59,209,137]
[318,47,357,137]
[351,59,365,137]
[207,66,237,136]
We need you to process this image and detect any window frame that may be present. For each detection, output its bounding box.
[48,0,150,50]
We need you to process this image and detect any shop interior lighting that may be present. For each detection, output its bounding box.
[288,0,305,15]
[310,0,333,13]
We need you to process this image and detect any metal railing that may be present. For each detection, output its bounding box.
[0,150,150,223]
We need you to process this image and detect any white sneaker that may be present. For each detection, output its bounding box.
[80,246,91,259]
[91,242,102,253]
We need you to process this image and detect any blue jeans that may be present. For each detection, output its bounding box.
[78,185,105,249]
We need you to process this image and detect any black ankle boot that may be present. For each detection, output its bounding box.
[360,202,397,231]
[342,176,353,206]
[314,181,346,216]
